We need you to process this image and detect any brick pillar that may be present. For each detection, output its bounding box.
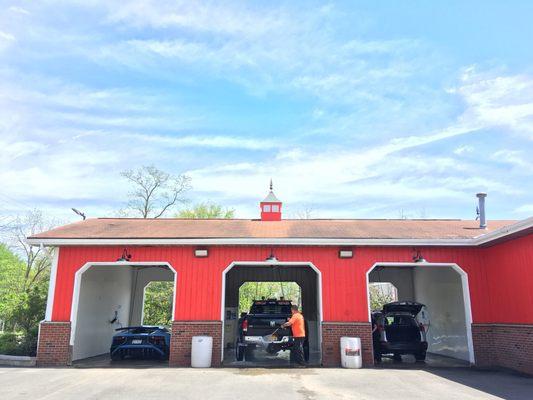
[169,321,222,367]
[322,322,373,367]
[36,322,72,367]
[472,323,533,375]
[472,324,494,368]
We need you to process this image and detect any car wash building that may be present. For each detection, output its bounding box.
[29,187,533,374]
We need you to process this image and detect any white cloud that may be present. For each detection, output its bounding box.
[0,30,16,52]
[491,149,532,169]
[454,145,474,155]
[120,133,279,150]
[8,6,30,15]
[452,67,533,139]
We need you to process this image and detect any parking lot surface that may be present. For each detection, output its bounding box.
[1,366,532,399]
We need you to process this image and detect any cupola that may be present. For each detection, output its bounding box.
[260,180,282,221]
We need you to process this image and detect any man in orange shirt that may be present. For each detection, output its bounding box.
[282,305,306,367]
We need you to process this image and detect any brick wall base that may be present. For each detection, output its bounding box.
[322,322,373,367]
[36,322,72,367]
[472,323,533,375]
[169,321,222,367]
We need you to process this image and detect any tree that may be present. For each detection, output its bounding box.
[294,205,315,219]
[369,283,397,311]
[0,243,48,355]
[142,281,173,326]
[0,210,56,355]
[10,210,54,290]
[121,165,191,218]
[176,202,235,219]
[0,243,26,326]
[238,282,301,314]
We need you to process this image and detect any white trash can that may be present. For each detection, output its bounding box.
[340,337,362,369]
[191,336,213,368]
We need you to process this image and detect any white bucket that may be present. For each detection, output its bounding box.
[191,336,213,368]
[340,337,362,369]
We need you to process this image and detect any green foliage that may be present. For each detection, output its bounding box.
[369,283,396,311]
[0,243,49,356]
[177,202,235,219]
[238,282,301,314]
[142,281,173,326]
[0,332,26,356]
[0,244,26,323]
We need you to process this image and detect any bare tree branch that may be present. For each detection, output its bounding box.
[8,210,57,290]
[121,165,191,218]
[292,204,315,219]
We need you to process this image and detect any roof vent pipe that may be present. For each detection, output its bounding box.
[476,193,487,229]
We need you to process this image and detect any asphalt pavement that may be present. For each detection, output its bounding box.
[1,366,532,399]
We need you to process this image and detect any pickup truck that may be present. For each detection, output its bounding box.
[235,299,309,362]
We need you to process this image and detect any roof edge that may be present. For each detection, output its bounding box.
[474,216,533,245]
[25,217,532,248]
[27,237,476,246]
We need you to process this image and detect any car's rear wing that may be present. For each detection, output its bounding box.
[115,326,167,332]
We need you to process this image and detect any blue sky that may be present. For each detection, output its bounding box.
[1,0,532,221]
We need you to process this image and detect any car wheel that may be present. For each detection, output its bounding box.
[236,346,245,361]
[110,352,122,361]
[415,351,426,361]
[393,353,402,362]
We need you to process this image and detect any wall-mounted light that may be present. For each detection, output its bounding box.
[117,248,132,262]
[194,248,208,258]
[265,248,278,263]
[412,249,427,263]
[338,249,353,258]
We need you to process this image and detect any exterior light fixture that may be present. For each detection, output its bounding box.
[338,249,353,258]
[412,249,426,263]
[265,249,278,263]
[194,249,208,258]
[71,208,86,220]
[117,248,132,262]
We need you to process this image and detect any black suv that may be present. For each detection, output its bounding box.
[236,299,309,362]
[372,301,428,362]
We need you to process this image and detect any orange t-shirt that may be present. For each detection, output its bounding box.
[287,312,306,337]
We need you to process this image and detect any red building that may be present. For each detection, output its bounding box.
[29,187,533,374]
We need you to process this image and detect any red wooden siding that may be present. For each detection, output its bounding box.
[482,235,533,324]
[51,237,532,324]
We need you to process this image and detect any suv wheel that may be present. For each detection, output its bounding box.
[235,345,245,361]
[415,351,426,361]
[235,339,245,361]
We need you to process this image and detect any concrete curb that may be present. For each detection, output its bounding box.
[0,354,36,367]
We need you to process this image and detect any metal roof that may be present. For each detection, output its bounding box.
[261,191,281,203]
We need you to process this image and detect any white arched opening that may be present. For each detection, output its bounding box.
[70,262,177,361]
[221,261,323,364]
[366,262,474,364]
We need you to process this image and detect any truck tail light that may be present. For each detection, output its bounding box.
[377,324,384,332]
[242,319,248,332]
[419,323,425,333]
